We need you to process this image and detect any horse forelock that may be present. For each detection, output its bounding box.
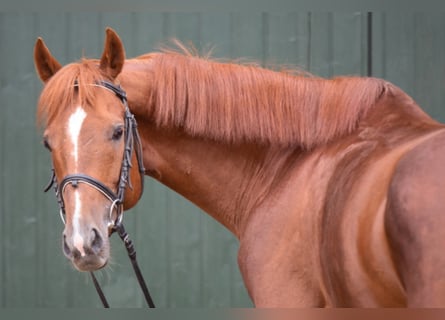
[147,52,387,149]
[37,59,107,128]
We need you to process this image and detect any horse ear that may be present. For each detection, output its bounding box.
[34,37,62,83]
[99,28,125,79]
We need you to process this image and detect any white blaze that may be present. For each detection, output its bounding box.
[73,191,86,256]
[68,106,87,169]
[67,106,87,256]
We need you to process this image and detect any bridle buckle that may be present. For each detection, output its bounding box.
[107,199,124,235]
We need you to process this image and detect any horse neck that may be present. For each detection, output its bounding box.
[118,57,300,237]
[137,122,297,237]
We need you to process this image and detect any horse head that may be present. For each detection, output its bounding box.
[34,28,144,272]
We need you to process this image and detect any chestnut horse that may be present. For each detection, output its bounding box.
[34,28,445,307]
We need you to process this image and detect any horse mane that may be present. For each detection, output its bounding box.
[147,52,387,148]
[37,51,388,149]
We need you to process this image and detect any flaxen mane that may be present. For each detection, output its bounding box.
[38,52,388,149]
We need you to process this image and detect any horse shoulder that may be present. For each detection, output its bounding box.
[237,151,331,307]
[386,128,445,306]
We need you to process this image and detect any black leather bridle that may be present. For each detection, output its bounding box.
[44,80,155,308]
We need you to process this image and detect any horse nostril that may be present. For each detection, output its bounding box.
[63,234,71,257]
[63,235,81,259]
[91,228,103,254]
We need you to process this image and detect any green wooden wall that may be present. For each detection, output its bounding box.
[0,12,444,307]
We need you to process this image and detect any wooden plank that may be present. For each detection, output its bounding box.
[372,13,445,122]
[308,12,334,77]
[66,12,103,60]
[411,13,445,122]
[200,13,232,58]
[0,13,41,307]
[372,13,416,95]
[331,12,368,76]
[133,181,172,307]
[309,12,367,77]
[131,13,165,54]
[0,12,5,307]
[263,12,310,70]
[229,12,264,62]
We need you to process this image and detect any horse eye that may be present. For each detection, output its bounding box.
[112,126,124,141]
[43,137,52,151]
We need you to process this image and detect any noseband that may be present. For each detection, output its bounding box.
[44,80,155,308]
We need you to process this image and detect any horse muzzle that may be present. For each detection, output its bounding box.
[63,226,109,271]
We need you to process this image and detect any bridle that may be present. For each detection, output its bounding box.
[44,80,155,308]
[45,80,145,230]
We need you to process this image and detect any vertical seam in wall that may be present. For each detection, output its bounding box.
[328,13,334,77]
[367,12,373,77]
[0,12,4,306]
[32,13,40,308]
[382,13,387,79]
[307,12,312,71]
[196,12,205,306]
[262,12,268,67]
[229,12,234,59]
[413,12,418,98]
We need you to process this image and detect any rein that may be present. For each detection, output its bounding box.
[44,81,155,308]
